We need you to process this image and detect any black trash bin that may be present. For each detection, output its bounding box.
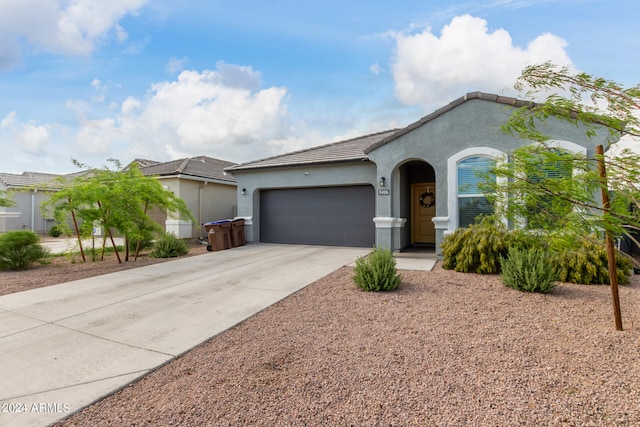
[204,220,231,251]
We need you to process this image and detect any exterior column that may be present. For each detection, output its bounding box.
[373,217,407,251]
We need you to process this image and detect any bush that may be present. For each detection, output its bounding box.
[500,247,557,293]
[441,217,513,274]
[150,232,189,258]
[0,230,49,270]
[552,240,632,285]
[48,224,63,237]
[353,247,401,292]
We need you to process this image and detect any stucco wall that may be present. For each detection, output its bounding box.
[160,177,237,238]
[0,189,57,233]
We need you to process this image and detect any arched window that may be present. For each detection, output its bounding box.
[457,156,495,228]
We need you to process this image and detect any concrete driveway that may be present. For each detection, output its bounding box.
[0,243,370,427]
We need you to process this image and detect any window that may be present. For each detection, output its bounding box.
[523,149,573,229]
[457,156,495,228]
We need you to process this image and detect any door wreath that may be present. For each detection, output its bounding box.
[419,191,435,208]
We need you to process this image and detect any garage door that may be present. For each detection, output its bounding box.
[260,185,375,247]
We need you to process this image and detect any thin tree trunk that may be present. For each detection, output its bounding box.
[596,144,623,331]
[97,201,122,264]
[134,200,149,261]
[68,198,86,262]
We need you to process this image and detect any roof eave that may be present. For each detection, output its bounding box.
[153,173,237,185]
[225,156,371,173]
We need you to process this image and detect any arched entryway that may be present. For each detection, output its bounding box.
[398,160,436,250]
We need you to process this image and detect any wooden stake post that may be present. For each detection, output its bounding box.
[596,144,623,331]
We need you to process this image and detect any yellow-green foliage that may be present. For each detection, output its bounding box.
[553,241,632,285]
[441,218,512,274]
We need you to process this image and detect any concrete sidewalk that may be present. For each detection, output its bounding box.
[0,244,370,427]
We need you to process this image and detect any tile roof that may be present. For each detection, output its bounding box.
[138,156,237,183]
[129,158,161,168]
[225,129,399,172]
[0,171,89,189]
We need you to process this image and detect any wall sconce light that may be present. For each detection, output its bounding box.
[241,188,246,195]
[379,177,386,187]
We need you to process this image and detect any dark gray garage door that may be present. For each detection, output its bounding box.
[260,185,375,247]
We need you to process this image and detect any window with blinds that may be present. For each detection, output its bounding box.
[458,156,495,228]
[525,149,573,228]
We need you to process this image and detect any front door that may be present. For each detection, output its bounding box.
[411,182,436,244]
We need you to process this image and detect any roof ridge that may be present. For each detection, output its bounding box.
[176,158,191,173]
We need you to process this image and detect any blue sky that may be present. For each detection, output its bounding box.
[1,0,638,174]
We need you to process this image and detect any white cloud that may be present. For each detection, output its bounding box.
[0,0,148,68]
[121,97,141,115]
[0,62,309,172]
[391,14,573,108]
[1,111,50,154]
[370,62,384,75]
[166,57,189,74]
[114,62,292,162]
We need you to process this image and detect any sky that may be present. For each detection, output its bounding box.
[0,0,638,174]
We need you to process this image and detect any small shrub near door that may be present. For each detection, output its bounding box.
[0,230,49,271]
[150,232,189,258]
[353,247,401,292]
[500,247,557,293]
[441,216,513,274]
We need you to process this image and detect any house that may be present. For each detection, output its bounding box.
[225,92,613,254]
[0,171,88,233]
[1,156,237,240]
[135,156,237,239]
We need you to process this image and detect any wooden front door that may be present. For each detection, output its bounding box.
[411,182,436,244]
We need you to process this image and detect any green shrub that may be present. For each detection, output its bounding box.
[441,217,513,274]
[150,232,189,258]
[552,240,632,285]
[353,247,401,292]
[48,224,62,237]
[0,230,49,270]
[500,247,557,293]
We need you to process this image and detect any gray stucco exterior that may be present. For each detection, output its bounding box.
[227,92,612,253]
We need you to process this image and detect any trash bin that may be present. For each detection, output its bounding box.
[230,218,246,247]
[204,220,231,251]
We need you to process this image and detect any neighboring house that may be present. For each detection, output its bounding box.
[135,156,237,239]
[1,156,237,240]
[225,92,614,254]
[0,171,87,233]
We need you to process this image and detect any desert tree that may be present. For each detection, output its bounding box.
[491,62,640,255]
[42,159,194,262]
[485,62,640,330]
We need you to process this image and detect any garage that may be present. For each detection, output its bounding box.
[260,185,375,247]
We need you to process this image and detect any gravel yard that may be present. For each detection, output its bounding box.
[47,262,640,426]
